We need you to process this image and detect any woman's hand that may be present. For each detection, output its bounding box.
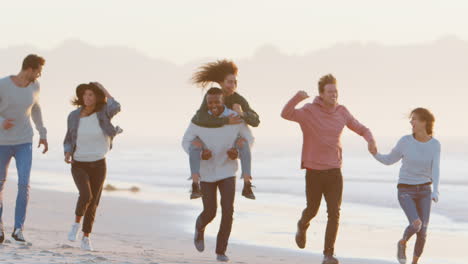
[65,152,73,164]
[92,82,113,99]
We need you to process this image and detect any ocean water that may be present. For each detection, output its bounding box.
[7,139,468,263]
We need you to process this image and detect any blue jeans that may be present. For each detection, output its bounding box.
[0,143,33,231]
[398,184,432,257]
[189,137,251,179]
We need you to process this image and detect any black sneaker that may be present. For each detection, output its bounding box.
[322,254,339,264]
[194,224,204,252]
[0,231,4,244]
[242,182,256,200]
[12,229,26,244]
[397,240,407,264]
[295,220,309,249]
[190,182,203,199]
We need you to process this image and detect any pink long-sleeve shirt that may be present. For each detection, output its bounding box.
[281,95,374,170]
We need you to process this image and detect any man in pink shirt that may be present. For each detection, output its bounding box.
[281,74,377,264]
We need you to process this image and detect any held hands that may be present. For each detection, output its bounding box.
[296,90,310,101]
[64,152,73,164]
[368,141,377,155]
[2,119,15,130]
[38,139,49,154]
[201,149,212,160]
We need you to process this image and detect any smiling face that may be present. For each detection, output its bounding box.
[26,65,43,82]
[219,74,237,96]
[410,112,427,135]
[82,89,97,108]
[320,83,338,106]
[206,93,224,117]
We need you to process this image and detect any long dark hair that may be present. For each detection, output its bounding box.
[191,59,238,88]
[410,108,435,136]
[72,83,106,113]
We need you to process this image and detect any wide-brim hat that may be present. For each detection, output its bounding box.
[75,82,106,100]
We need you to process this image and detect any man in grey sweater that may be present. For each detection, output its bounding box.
[0,54,48,244]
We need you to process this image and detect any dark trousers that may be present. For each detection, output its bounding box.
[196,176,236,254]
[71,159,107,234]
[299,168,343,255]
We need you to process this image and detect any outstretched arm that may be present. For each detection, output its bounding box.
[373,138,404,165]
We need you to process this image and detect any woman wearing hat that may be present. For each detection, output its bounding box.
[63,82,121,251]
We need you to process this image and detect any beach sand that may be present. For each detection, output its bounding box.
[0,180,401,264]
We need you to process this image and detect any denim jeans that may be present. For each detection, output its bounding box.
[398,184,432,257]
[189,137,251,178]
[0,143,33,231]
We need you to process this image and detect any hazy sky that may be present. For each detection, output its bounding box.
[2,0,468,63]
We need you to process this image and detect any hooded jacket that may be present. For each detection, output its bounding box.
[281,94,374,170]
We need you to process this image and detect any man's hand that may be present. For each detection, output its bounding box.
[191,138,203,148]
[296,90,310,101]
[201,149,212,160]
[235,137,247,148]
[228,114,242,125]
[232,104,244,117]
[368,141,377,155]
[2,119,15,130]
[227,148,239,160]
[65,152,73,164]
[38,139,49,154]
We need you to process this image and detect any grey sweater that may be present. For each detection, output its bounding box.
[0,76,47,145]
[374,135,441,197]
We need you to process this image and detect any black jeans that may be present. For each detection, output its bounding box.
[196,176,236,255]
[71,159,107,234]
[299,168,343,256]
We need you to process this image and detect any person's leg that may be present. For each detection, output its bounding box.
[197,181,218,231]
[0,145,14,233]
[235,137,251,180]
[299,170,324,227]
[398,188,421,242]
[13,143,32,231]
[397,187,420,264]
[322,169,343,257]
[296,169,324,249]
[412,186,432,263]
[189,137,204,199]
[216,177,236,255]
[238,141,255,199]
[71,162,93,228]
[82,159,107,236]
[194,181,218,252]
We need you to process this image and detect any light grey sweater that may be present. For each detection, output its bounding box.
[0,76,47,145]
[374,135,441,199]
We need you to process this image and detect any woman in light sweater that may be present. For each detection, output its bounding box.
[63,82,121,251]
[372,108,440,264]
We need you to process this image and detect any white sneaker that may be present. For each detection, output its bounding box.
[68,223,80,242]
[11,229,26,244]
[81,236,93,251]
